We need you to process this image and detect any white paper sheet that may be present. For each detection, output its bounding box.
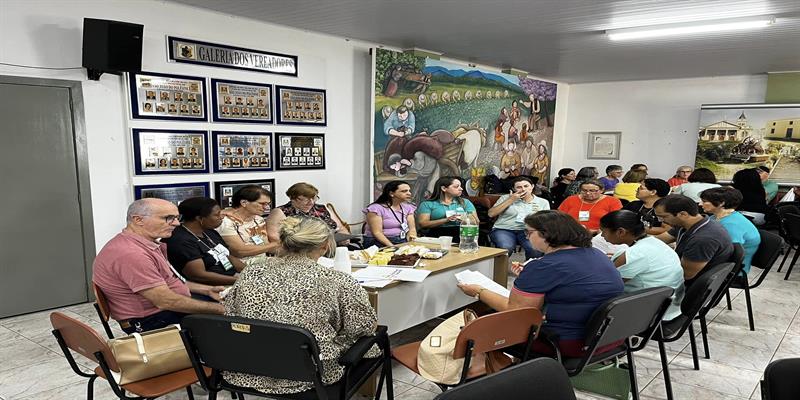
[454,270,511,298]
[592,234,628,255]
[356,278,394,288]
[352,266,431,283]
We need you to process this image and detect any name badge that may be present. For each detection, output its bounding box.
[578,211,591,222]
[399,222,409,239]
[445,210,457,218]
[219,256,234,271]
[213,243,230,256]
[251,235,265,245]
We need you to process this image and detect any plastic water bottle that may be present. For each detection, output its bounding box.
[458,214,479,254]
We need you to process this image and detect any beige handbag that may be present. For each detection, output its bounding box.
[417,309,479,385]
[108,325,192,384]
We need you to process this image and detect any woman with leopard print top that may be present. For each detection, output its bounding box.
[223,216,380,395]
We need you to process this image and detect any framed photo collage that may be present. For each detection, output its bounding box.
[128,68,326,206]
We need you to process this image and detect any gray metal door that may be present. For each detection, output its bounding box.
[0,77,94,317]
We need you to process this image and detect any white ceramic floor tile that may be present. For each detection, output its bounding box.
[0,358,85,399]
[0,336,62,373]
[641,377,750,400]
[663,353,761,398]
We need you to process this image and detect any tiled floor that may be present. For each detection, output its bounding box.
[2,253,800,399]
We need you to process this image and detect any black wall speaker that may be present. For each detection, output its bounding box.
[82,18,144,80]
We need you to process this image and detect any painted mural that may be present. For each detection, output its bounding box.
[372,48,558,203]
[695,104,800,184]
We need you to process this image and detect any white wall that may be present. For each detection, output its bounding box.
[0,0,373,250]
[558,75,767,180]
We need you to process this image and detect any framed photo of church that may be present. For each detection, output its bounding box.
[275,85,326,126]
[213,179,275,210]
[128,71,208,122]
[132,129,209,175]
[275,132,325,170]
[587,131,621,160]
[134,182,210,206]
[210,79,272,123]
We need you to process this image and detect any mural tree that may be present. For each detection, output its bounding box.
[519,78,558,127]
[374,50,426,93]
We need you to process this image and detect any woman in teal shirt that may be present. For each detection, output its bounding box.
[600,210,684,320]
[700,187,761,274]
[417,176,478,242]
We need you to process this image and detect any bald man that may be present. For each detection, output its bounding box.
[93,198,224,334]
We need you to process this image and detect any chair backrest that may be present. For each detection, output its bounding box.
[180,314,321,382]
[682,262,735,318]
[752,230,784,271]
[452,307,543,359]
[433,358,576,400]
[50,312,119,371]
[92,282,112,322]
[776,205,800,240]
[784,213,800,241]
[582,286,674,351]
[762,357,800,400]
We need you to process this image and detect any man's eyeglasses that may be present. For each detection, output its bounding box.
[137,214,181,223]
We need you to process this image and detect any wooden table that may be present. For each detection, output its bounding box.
[359,243,509,335]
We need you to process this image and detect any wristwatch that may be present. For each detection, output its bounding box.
[474,288,487,300]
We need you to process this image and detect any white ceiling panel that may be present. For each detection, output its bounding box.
[168,0,800,83]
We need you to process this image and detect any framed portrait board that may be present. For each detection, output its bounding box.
[587,131,622,160]
[134,182,210,206]
[274,85,327,126]
[211,131,273,173]
[132,129,209,175]
[210,79,272,123]
[213,179,276,210]
[275,133,325,170]
[128,71,208,122]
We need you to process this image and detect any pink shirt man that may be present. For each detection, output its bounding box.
[93,231,190,320]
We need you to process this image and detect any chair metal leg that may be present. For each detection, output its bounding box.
[86,375,97,400]
[186,386,195,400]
[744,285,755,331]
[725,289,732,310]
[699,316,710,359]
[657,338,673,400]
[625,346,639,400]
[208,389,218,400]
[777,248,790,272]
[688,323,700,370]
[784,250,800,280]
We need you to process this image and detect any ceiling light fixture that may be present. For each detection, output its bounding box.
[606,15,776,41]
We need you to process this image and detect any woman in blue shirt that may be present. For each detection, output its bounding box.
[599,210,684,320]
[457,210,623,357]
[700,187,760,274]
[417,176,478,242]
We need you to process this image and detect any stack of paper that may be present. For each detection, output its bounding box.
[352,266,431,288]
[454,270,510,297]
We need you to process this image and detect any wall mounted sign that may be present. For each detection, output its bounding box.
[132,129,209,175]
[210,78,272,123]
[211,131,273,173]
[213,179,276,210]
[167,36,297,76]
[134,182,210,206]
[275,85,327,126]
[128,71,207,122]
[275,132,325,170]
[587,131,622,160]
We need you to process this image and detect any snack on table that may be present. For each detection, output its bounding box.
[368,253,393,266]
[421,251,443,260]
[388,253,420,266]
[394,245,430,256]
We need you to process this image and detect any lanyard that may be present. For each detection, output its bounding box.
[389,204,405,225]
[579,198,601,213]
[231,215,265,242]
[182,225,219,252]
[676,218,711,247]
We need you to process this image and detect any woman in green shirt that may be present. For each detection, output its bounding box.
[417,176,478,242]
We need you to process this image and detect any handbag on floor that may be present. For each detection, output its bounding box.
[417,309,479,385]
[569,359,632,400]
[108,324,192,384]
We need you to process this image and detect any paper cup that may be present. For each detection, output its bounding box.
[438,236,453,250]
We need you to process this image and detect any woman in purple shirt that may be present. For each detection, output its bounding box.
[362,180,418,248]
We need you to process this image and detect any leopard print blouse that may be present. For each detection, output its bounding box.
[223,255,380,394]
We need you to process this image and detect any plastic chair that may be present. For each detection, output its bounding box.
[697,245,744,362]
[652,262,734,400]
[432,358,576,400]
[775,205,799,271]
[49,311,203,400]
[180,314,392,400]
[727,230,785,331]
[92,282,115,339]
[541,287,674,400]
[392,307,543,391]
[762,358,800,400]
